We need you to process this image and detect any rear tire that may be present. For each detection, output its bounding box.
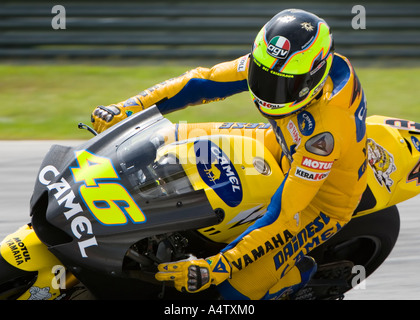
[309,205,400,291]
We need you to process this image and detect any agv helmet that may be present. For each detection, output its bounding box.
[248,9,334,118]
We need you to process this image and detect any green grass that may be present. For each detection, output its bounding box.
[0,63,418,139]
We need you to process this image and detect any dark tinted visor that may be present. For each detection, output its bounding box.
[248,57,327,104]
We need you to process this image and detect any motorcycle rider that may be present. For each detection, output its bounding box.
[91,9,368,299]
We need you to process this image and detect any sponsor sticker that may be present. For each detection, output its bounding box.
[385,119,420,133]
[252,90,287,110]
[297,111,315,136]
[295,166,329,181]
[267,36,291,59]
[287,120,301,145]
[411,136,420,152]
[237,55,248,72]
[4,237,31,266]
[195,140,243,207]
[28,287,52,300]
[367,138,396,192]
[301,22,314,32]
[301,156,333,170]
[305,132,334,156]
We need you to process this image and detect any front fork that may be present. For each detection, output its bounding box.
[0,224,78,300]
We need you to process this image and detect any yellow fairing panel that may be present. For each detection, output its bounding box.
[360,115,420,215]
[157,132,284,244]
[1,224,63,299]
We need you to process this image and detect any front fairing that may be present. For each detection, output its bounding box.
[30,107,218,277]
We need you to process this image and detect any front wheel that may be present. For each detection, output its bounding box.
[0,252,37,300]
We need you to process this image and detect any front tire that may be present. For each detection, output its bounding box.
[0,252,37,300]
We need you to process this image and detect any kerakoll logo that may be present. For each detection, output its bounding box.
[267,36,291,59]
[295,166,329,181]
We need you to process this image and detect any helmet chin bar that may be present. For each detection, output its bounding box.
[250,88,288,111]
[249,87,310,119]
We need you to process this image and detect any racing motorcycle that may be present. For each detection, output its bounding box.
[1,105,419,300]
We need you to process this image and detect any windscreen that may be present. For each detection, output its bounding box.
[117,120,194,200]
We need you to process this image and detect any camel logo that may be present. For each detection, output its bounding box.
[194,139,243,207]
[297,111,315,136]
[204,160,222,182]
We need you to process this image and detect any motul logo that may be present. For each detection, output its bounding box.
[301,156,333,170]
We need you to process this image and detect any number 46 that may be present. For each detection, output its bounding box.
[71,150,146,225]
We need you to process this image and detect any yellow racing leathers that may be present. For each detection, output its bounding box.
[92,53,368,299]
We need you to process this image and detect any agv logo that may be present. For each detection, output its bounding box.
[267,36,291,59]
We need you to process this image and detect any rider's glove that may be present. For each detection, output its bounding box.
[155,253,232,293]
[91,103,143,133]
[91,105,125,133]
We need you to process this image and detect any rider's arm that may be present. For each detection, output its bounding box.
[220,138,339,261]
[91,55,249,132]
[155,139,340,294]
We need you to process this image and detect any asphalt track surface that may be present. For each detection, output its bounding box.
[1,140,419,300]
